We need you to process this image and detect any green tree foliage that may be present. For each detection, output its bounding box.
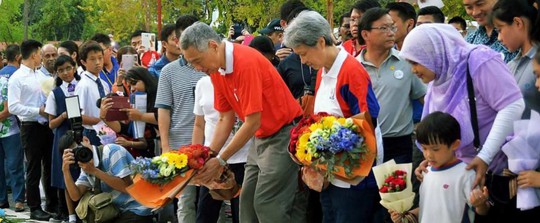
[0,0,24,43]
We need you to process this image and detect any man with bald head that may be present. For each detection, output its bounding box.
[39,44,58,77]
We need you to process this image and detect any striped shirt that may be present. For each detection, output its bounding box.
[155,56,205,149]
[75,144,152,216]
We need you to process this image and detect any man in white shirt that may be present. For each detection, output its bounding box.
[8,39,58,221]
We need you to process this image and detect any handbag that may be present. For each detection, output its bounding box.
[465,53,515,205]
[76,146,119,223]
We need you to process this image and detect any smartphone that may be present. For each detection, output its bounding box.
[141,33,156,51]
[122,54,137,71]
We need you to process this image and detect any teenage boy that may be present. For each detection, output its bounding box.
[75,41,110,146]
[389,112,490,223]
[91,33,120,90]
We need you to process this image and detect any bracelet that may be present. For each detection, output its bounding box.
[216,154,227,166]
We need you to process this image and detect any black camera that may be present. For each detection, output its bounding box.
[72,145,93,163]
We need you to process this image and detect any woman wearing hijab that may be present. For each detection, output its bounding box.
[400,24,525,202]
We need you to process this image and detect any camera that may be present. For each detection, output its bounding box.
[72,145,93,163]
[65,95,93,163]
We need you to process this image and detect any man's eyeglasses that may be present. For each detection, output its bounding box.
[57,66,74,74]
[369,26,398,33]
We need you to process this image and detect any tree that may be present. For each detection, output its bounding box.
[0,0,24,43]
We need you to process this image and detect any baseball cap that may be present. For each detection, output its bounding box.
[259,19,284,35]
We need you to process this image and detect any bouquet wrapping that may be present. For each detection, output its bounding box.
[289,112,377,189]
[127,144,211,209]
[373,159,415,213]
[502,111,540,210]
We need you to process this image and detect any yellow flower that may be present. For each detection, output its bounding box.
[296,146,312,162]
[322,116,336,128]
[175,154,188,169]
[298,132,311,149]
[337,118,346,125]
[309,123,323,132]
[164,153,188,169]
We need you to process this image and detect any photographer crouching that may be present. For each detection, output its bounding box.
[60,130,153,222]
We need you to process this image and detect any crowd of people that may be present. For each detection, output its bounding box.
[0,0,540,222]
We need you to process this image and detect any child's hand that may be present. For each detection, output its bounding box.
[388,210,403,223]
[470,186,489,207]
[517,171,540,188]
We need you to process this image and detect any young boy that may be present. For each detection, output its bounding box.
[390,112,490,223]
[75,41,110,146]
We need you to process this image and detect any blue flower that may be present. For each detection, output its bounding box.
[328,127,361,153]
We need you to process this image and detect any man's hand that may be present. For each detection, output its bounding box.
[466,156,488,189]
[276,48,292,61]
[99,97,113,120]
[62,149,75,172]
[415,160,429,182]
[39,105,47,117]
[79,159,97,175]
[517,170,540,188]
[193,158,224,184]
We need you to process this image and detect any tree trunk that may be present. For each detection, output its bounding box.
[23,0,30,40]
[327,0,334,30]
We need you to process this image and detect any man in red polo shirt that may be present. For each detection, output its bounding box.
[180,22,303,222]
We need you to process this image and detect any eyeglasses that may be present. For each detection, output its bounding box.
[57,66,74,74]
[370,26,398,33]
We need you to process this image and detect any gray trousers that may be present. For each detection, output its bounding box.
[240,124,300,223]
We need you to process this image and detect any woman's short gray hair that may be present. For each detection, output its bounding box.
[283,11,334,48]
[180,22,222,52]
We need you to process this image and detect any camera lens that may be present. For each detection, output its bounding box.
[73,146,93,163]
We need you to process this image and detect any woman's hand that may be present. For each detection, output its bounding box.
[116,68,126,84]
[99,97,113,120]
[121,108,143,121]
[517,170,540,188]
[115,136,131,147]
[415,160,429,182]
[466,156,488,189]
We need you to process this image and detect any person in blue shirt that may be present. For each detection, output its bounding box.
[148,24,181,78]
[0,44,20,79]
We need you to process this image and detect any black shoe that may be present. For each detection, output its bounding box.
[30,209,52,221]
[0,203,9,209]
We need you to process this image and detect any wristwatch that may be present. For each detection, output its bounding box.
[216,154,227,166]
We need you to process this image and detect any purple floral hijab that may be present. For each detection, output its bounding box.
[399,24,502,162]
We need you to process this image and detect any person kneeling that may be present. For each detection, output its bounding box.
[60,130,153,223]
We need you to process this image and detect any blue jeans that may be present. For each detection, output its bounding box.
[0,133,25,203]
[320,184,384,223]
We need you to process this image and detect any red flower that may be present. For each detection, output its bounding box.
[379,186,389,193]
[380,170,408,193]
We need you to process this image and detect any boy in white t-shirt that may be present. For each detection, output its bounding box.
[390,112,490,223]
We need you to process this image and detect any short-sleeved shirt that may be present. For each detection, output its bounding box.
[39,66,54,77]
[0,65,17,79]
[0,77,20,138]
[45,80,78,116]
[277,53,317,99]
[507,45,540,119]
[210,41,303,138]
[148,55,170,79]
[75,144,152,216]
[357,48,426,137]
[155,57,205,149]
[193,76,250,164]
[466,26,518,63]
[419,161,475,223]
[75,71,111,129]
[141,51,160,68]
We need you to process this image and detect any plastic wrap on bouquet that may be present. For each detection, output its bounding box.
[191,166,241,200]
[502,111,540,211]
[373,160,415,213]
[289,112,377,187]
[126,169,195,209]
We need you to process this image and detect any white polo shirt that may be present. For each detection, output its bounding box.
[75,71,110,129]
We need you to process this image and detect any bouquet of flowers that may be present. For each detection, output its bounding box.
[502,111,540,210]
[94,123,117,145]
[373,159,415,214]
[126,144,211,209]
[289,112,377,188]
